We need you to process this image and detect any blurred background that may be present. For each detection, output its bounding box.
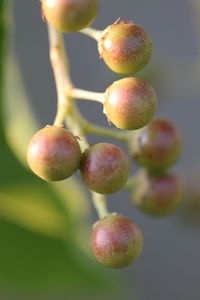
[1,0,200,299]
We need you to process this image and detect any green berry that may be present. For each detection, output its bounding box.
[41,0,98,32]
[80,143,131,194]
[104,77,157,130]
[129,118,182,170]
[27,125,81,181]
[91,213,143,268]
[98,21,152,74]
[131,169,183,216]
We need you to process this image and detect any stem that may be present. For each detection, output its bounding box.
[70,88,105,104]
[65,104,89,152]
[48,25,73,126]
[47,25,109,218]
[80,27,102,41]
[66,103,129,142]
[53,106,68,126]
[91,192,109,219]
[84,122,129,142]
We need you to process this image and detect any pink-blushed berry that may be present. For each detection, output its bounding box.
[41,0,98,32]
[131,169,183,216]
[104,77,157,130]
[91,213,143,268]
[80,143,131,194]
[129,118,182,170]
[27,125,81,181]
[98,21,152,74]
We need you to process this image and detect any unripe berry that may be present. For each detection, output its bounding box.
[104,77,157,130]
[131,169,183,216]
[27,125,81,181]
[129,119,182,170]
[98,21,152,74]
[80,143,131,194]
[41,0,98,32]
[91,213,143,268]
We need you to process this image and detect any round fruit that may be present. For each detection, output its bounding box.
[80,143,131,194]
[98,21,152,74]
[27,125,81,181]
[129,118,182,170]
[91,213,143,268]
[131,169,183,216]
[104,77,157,130]
[41,0,98,32]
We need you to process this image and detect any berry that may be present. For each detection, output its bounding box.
[41,0,98,33]
[27,125,81,181]
[98,21,152,74]
[80,143,131,194]
[129,118,182,170]
[91,213,143,268]
[131,169,183,216]
[104,77,157,130]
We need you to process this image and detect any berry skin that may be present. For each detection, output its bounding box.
[98,21,152,74]
[104,77,157,130]
[91,213,143,268]
[131,169,183,216]
[129,118,182,170]
[41,0,98,33]
[80,143,131,194]
[27,125,81,181]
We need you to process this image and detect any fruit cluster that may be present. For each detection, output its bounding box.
[27,0,183,269]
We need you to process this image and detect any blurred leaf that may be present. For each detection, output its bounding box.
[0,179,116,296]
[3,57,39,166]
[0,219,115,297]
[0,183,68,240]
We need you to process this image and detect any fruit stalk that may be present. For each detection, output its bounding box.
[48,25,73,125]
[91,192,109,218]
[80,27,102,40]
[70,88,105,103]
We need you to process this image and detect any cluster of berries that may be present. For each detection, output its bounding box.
[26,0,183,269]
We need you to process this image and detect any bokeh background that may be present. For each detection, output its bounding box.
[1,0,200,299]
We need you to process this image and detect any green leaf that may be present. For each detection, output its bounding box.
[0,219,115,297]
[3,58,39,166]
